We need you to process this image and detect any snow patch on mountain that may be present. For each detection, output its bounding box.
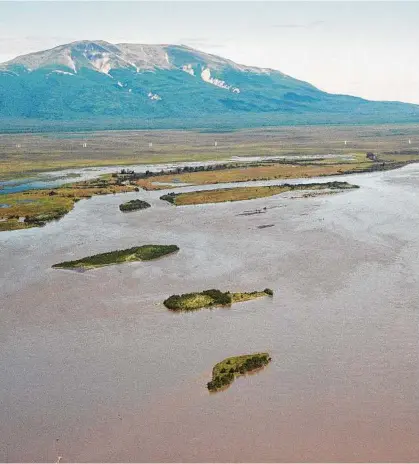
[52,70,75,76]
[182,64,195,76]
[63,51,77,73]
[148,92,162,101]
[89,53,112,75]
[200,67,240,93]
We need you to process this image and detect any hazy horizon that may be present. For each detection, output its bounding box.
[1,1,418,104]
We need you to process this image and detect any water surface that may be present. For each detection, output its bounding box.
[1,165,419,462]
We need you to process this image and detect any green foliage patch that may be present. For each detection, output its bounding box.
[163,288,273,311]
[52,244,179,270]
[119,199,151,212]
[207,353,272,392]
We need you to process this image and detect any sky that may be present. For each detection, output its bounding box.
[0,1,419,104]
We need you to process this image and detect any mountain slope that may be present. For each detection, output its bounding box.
[1,40,418,130]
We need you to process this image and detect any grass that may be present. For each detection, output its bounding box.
[160,181,359,206]
[163,288,273,311]
[138,161,371,190]
[207,353,272,392]
[2,124,419,180]
[0,176,138,231]
[119,199,151,212]
[52,245,179,270]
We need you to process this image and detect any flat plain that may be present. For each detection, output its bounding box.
[1,123,419,179]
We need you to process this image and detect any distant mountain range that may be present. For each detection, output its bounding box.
[1,40,419,131]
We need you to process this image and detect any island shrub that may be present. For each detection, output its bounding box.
[207,353,271,392]
[160,192,176,204]
[163,289,233,311]
[202,289,232,305]
[52,244,179,269]
[119,199,151,212]
[164,288,272,311]
[264,288,274,296]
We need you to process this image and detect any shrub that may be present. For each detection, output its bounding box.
[119,199,151,212]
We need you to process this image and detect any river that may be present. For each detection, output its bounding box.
[1,164,419,462]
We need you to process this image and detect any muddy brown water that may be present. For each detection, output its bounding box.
[1,165,419,462]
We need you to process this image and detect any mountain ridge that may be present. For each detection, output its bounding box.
[1,40,418,131]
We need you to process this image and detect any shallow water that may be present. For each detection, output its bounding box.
[1,165,419,462]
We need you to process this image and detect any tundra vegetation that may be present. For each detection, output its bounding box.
[2,125,419,181]
[52,245,179,270]
[119,199,151,212]
[160,181,359,206]
[207,353,272,392]
[163,288,273,311]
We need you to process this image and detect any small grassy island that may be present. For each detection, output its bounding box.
[207,353,272,392]
[163,288,273,311]
[52,244,179,270]
[160,181,359,206]
[119,199,151,212]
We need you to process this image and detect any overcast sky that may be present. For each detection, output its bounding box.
[1,1,418,104]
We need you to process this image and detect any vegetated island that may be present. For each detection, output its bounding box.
[52,244,179,270]
[0,175,140,232]
[207,352,272,392]
[133,152,418,191]
[160,181,359,206]
[119,199,151,212]
[163,288,273,311]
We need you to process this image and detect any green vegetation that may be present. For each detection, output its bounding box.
[163,288,273,311]
[52,245,179,270]
[160,193,176,204]
[207,353,272,392]
[0,176,137,232]
[160,181,359,206]
[2,125,419,181]
[119,199,151,212]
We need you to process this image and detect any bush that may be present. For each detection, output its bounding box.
[264,288,274,296]
[202,289,232,305]
[160,192,176,204]
[119,199,151,212]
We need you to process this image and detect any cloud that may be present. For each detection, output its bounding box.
[272,20,325,29]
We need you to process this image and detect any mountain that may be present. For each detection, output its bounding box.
[1,40,419,131]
